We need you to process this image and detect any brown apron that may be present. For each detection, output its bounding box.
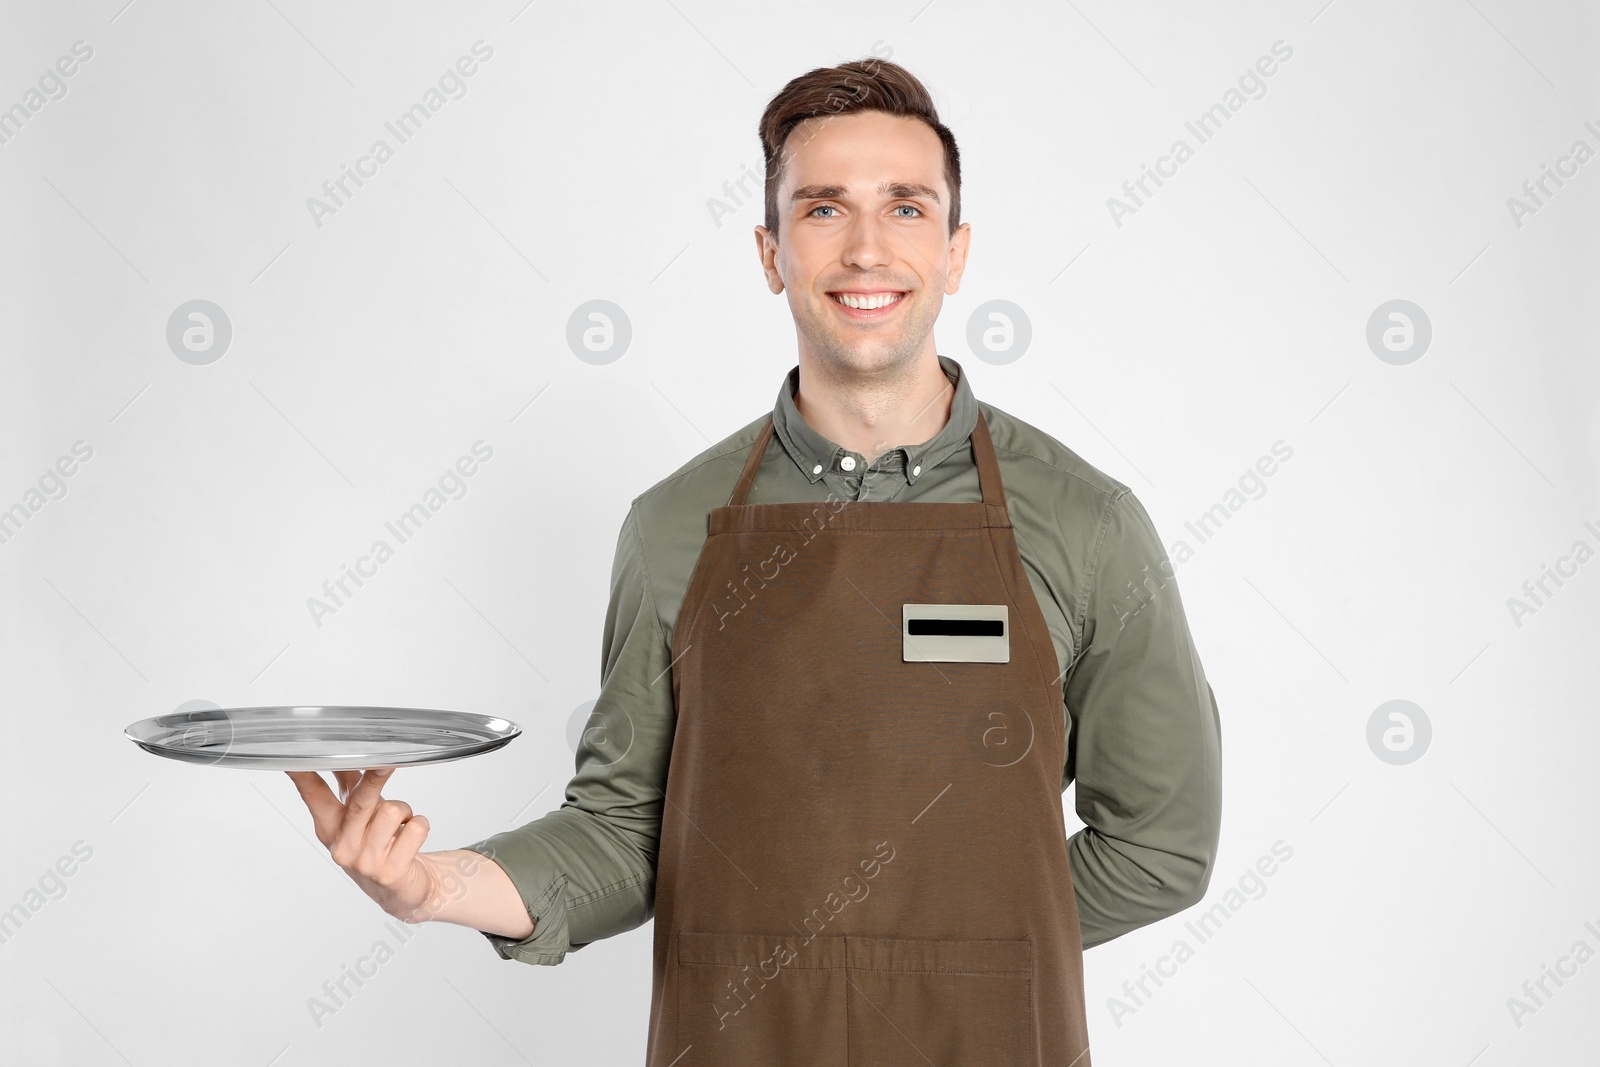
[646,409,1092,1066]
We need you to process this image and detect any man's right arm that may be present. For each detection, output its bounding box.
[456,503,675,966]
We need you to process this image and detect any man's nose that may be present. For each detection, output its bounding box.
[839,214,898,268]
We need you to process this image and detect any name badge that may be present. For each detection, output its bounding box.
[902,603,1009,663]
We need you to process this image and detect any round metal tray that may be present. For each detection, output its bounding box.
[124,705,521,770]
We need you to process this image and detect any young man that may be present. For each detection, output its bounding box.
[290,58,1221,1065]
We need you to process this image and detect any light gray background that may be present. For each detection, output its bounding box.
[3,0,1597,1063]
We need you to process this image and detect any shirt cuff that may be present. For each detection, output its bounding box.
[459,844,573,966]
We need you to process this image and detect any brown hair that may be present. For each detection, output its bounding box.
[758,57,962,240]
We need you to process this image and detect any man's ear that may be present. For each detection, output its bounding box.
[755,225,784,294]
[944,221,972,295]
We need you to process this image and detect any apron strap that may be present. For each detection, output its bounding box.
[969,408,1008,511]
[726,416,776,506]
[725,407,1008,512]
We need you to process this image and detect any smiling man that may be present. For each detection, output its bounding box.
[290,57,1221,1067]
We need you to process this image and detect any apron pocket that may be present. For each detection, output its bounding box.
[675,929,849,1065]
[844,935,1037,1066]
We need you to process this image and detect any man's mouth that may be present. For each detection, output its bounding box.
[829,290,908,316]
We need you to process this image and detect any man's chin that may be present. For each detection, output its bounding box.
[807,339,919,375]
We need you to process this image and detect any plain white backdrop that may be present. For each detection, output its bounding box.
[2,0,1596,1063]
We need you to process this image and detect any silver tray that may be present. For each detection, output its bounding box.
[123,705,521,770]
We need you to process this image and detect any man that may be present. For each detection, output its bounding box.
[289,57,1221,1065]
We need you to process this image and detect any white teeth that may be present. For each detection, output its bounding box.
[833,292,903,310]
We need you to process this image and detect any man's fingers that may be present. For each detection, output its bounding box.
[342,767,394,820]
[382,815,432,886]
[284,767,393,857]
[330,767,396,864]
[284,771,342,844]
[394,813,429,858]
[286,765,434,922]
[359,798,415,871]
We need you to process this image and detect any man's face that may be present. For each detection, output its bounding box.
[755,110,971,378]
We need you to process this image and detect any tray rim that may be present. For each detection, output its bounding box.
[123,704,523,771]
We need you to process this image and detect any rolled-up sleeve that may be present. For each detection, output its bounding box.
[1063,488,1222,948]
[461,503,672,965]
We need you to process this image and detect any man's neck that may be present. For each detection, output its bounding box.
[793,354,955,467]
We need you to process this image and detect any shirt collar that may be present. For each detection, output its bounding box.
[771,354,979,485]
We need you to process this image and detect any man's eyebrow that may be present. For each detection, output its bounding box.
[790,181,941,206]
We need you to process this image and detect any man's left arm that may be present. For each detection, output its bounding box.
[1062,487,1223,949]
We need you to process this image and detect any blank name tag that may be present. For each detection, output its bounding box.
[902,603,1009,663]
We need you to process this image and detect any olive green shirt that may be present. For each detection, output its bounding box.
[463,355,1222,965]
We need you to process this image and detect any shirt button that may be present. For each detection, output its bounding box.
[912,465,922,477]
[840,455,857,472]
[812,463,822,475]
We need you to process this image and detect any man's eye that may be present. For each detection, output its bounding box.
[895,205,921,217]
[811,205,838,217]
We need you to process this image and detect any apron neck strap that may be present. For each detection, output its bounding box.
[726,417,776,506]
[726,408,1006,509]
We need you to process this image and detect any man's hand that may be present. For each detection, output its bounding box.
[286,768,443,924]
